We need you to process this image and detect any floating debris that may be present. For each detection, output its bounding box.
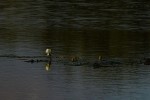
[143,58,150,65]
[93,56,123,68]
[24,59,49,63]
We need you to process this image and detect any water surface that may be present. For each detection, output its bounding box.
[0,0,150,100]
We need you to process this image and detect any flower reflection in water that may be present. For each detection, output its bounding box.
[45,62,51,71]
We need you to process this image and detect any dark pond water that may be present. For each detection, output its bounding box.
[0,0,150,100]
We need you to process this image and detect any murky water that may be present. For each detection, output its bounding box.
[0,0,150,100]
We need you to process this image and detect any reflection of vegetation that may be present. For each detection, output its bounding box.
[2,28,150,58]
[41,30,150,58]
[1,0,150,58]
